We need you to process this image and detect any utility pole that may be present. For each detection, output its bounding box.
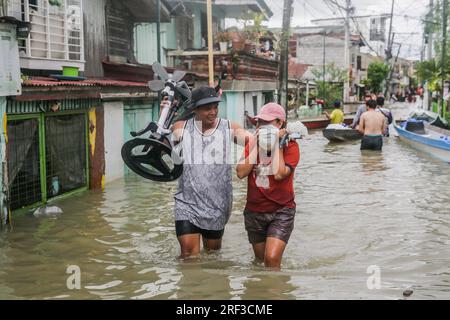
[384,0,395,99]
[206,0,214,86]
[278,0,294,111]
[441,0,448,117]
[386,42,402,97]
[343,0,351,103]
[424,0,434,110]
[323,31,326,84]
[156,0,161,63]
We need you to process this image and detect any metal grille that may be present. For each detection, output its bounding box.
[45,114,87,198]
[7,0,83,62]
[7,99,96,115]
[7,118,42,210]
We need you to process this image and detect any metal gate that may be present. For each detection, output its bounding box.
[7,111,89,212]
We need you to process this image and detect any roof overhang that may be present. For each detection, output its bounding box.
[123,0,172,23]
[167,0,272,19]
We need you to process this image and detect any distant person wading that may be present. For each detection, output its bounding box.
[358,99,387,151]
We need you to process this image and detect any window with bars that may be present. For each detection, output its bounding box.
[7,0,84,67]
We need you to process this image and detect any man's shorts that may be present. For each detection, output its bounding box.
[175,220,224,240]
[243,207,296,244]
[361,135,383,151]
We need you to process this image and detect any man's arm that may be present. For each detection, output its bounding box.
[230,121,253,146]
[171,120,186,145]
[358,113,365,134]
[236,136,257,179]
[351,106,363,128]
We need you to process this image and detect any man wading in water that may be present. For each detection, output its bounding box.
[358,99,387,151]
[161,86,251,258]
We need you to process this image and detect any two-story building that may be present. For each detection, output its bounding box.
[133,0,276,126]
[2,0,276,217]
[295,25,365,102]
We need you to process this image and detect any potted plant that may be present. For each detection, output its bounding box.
[231,32,245,51]
[240,12,267,54]
[215,31,231,52]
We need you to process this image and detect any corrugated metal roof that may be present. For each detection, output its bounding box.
[288,62,310,79]
[23,78,149,88]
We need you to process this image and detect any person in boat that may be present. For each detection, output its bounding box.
[161,86,252,258]
[350,94,371,129]
[358,99,387,151]
[323,100,344,124]
[376,96,393,137]
[236,103,300,269]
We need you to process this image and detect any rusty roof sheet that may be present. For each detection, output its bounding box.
[23,78,149,88]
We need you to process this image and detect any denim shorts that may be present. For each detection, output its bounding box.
[243,207,296,244]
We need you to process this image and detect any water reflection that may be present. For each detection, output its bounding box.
[1,126,450,299]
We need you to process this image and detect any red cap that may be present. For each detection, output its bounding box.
[254,103,286,122]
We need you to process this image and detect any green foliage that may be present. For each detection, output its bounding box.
[415,59,444,92]
[366,62,389,93]
[410,77,418,89]
[421,0,450,91]
[239,11,267,42]
[311,62,347,107]
[49,0,62,7]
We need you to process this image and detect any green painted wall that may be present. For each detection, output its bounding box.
[0,97,6,225]
[187,4,226,49]
[166,19,178,49]
[192,5,203,49]
[134,21,177,66]
[222,91,240,123]
[123,102,156,175]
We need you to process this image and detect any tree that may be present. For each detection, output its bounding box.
[366,62,390,94]
[311,62,347,108]
[415,59,444,92]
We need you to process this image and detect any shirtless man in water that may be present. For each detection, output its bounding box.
[358,99,387,151]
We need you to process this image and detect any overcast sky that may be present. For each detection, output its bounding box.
[262,0,429,60]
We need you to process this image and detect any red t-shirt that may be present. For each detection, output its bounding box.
[244,141,300,213]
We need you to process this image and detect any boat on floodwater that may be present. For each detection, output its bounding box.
[323,124,363,142]
[394,120,450,163]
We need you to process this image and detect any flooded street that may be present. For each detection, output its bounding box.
[1,103,449,300]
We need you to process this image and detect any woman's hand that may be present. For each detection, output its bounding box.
[278,128,287,139]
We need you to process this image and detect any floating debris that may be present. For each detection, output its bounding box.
[32,206,63,217]
[403,289,414,297]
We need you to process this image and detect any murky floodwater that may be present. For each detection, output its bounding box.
[1,103,449,300]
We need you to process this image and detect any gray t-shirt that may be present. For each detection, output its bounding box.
[174,118,233,231]
[351,104,367,128]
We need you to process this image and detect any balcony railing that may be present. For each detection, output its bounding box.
[8,0,84,70]
[167,50,279,82]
